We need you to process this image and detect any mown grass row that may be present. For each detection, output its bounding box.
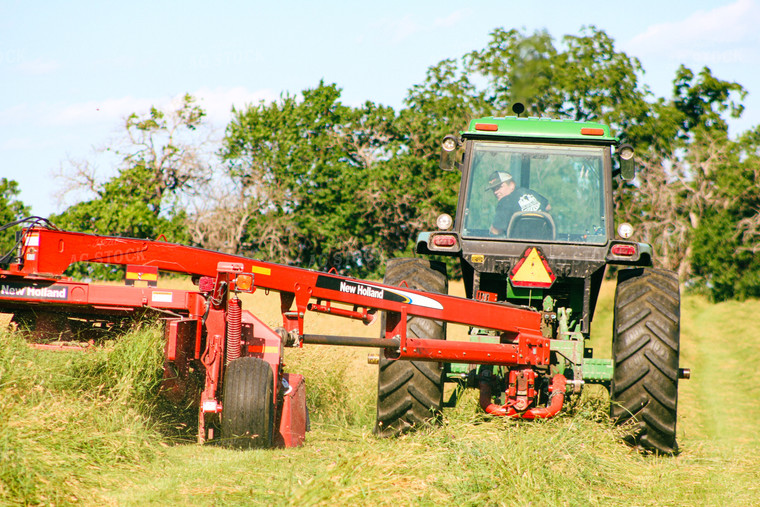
[3,288,760,505]
[0,321,379,505]
[100,385,757,506]
[0,324,177,505]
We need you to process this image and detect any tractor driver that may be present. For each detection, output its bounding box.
[487,171,551,236]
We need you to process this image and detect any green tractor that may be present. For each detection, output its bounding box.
[375,105,686,454]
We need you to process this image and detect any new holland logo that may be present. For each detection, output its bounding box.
[316,275,444,310]
[0,283,69,300]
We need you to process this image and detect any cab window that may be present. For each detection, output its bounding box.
[461,141,608,244]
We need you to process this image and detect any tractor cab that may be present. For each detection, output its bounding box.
[418,112,647,329]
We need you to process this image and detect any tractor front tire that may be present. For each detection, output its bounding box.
[221,357,275,449]
[610,268,680,454]
[375,258,447,437]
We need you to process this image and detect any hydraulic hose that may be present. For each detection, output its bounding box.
[479,374,567,419]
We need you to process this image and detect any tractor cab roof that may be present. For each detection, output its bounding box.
[463,116,618,144]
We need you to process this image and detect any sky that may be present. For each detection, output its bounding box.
[2,0,759,218]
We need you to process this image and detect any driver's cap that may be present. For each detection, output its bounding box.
[487,171,513,190]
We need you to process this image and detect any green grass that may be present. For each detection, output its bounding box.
[2,288,760,505]
[0,324,173,505]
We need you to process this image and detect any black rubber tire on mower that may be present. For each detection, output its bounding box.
[375,258,447,437]
[610,268,680,454]
[221,357,275,449]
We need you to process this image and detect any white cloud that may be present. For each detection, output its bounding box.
[380,15,424,43]
[20,87,277,131]
[192,86,278,125]
[373,9,470,45]
[433,9,470,29]
[625,0,760,65]
[47,96,155,128]
[16,58,61,75]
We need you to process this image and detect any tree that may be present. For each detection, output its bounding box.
[689,126,760,301]
[462,26,649,133]
[673,65,746,138]
[618,66,749,293]
[223,80,469,277]
[184,173,254,255]
[0,178,31,260]
[54,94,209,242]
[53,165,189,242]
[223,82,383,274]
[53,95,211,279]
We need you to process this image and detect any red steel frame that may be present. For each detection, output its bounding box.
[1,227,550,444]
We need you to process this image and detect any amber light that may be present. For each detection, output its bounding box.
[235,274,254,291]
[432,234,457,247]
[611,244,637,256]
[475,123,499,132]
[581,127,605,136]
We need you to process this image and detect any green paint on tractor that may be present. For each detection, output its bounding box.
[465,116,616,142]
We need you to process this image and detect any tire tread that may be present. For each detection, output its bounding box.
[375,258,447,437]
[221,357,275,449]
[611,268,680,454]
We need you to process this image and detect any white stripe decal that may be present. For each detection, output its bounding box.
[369,284,444,311]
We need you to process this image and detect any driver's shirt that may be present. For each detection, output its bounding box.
[492,187,549,233]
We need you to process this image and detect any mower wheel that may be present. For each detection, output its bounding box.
[221,357,275,449]
[375,258,447,437]
[611,268,680,454]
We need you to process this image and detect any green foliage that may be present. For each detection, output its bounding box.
[53,164,189,241]
[461,26,649,131]
[691,209,760,301]
[223,82,370,273]
[0,178,30,260]
[673,65,746,136]
[222,81,454,277]
[45,27,759,298]
[689,126,760,301]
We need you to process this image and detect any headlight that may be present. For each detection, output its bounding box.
[617,222,634,239]
[441,135,458,152]
[619,144,634,161]
[436,213,453,231]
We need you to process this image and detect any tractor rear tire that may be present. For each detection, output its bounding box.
[375,258,447,437]
[610,268,680,454]
[221,357,275,449]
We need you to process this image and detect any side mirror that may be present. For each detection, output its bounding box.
[618,143,635,180]
[439,134,462,172]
